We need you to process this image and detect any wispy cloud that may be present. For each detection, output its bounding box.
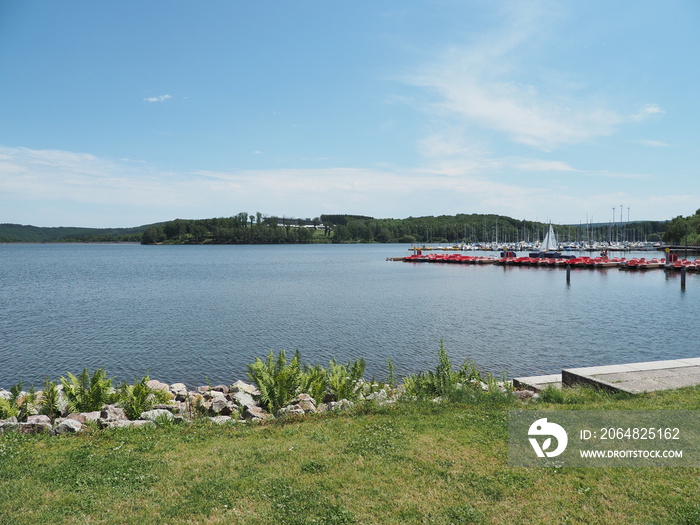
[144,94,172,103]
[638,139,670,148]
[403,5,622,152]
[630,104,665,122]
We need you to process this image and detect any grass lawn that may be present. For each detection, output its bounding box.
[1,385,699,524]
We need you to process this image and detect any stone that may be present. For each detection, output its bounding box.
[169,383,188,400]
[276,404,306,418]
[19,418,52,434]
[140,409,174,422]
[210,395,232,416]
[151,404,178,412]
[101,405,128,421]
[0,420,19,434]
[326,399,354,412]
[365,389,388,403]
[243,405,273,421]
[230,380,260,396]
[26,414,51,425]
[66,413,87,424]
[146,379,170,393]
[208,415,233,425]
[54,419,84,434]
[81,411,102,422]
[292,393,317,412]
[514,390,535,400]
[232,390,256,409]
[211,384,229,394]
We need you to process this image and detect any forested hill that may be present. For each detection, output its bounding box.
[139,213,667,245]
[2,209,683,245]
[0,223,147,243]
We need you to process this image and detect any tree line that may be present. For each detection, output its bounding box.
[662,209,700,245]
[140,212,668,245]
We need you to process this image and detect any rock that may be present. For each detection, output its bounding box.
[140,409,174,422]
[19,415,52,434]
[514,390,535,400]
[208,415,232,425]
[326,399,354,412]
[210,394,232,416]
[211,384,229,394]
[131,419,155,427]
[365,389,388,403]
[230,380,260,396]
[81,411,102,422]
[54,419,84,434]
[27,414,51,425]
[243,405,273,421]
[101,405,128,421]
[276,404,306,418]
[66,413,87,424]
[151,404,178,413]
[169,383,188,401]
[0,389,11,401]
[232,390,256,409]
[146,379,170,393]
[0,420,19,434]
[292,393,317,413]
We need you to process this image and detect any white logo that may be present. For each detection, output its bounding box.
[528,418,568,458]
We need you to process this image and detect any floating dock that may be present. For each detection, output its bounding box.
[400,253,700,271]
[513,357,700,394]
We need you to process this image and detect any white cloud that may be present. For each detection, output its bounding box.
[630,104,665,122]
[403,6,622,152]
[144,94,172,103]
[638,139,670,148]
[514,159,577,172]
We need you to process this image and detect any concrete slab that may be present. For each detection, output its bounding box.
[512,374,562,392]
[562,357,700,394]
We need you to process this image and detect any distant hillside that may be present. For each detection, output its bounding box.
[0,223,149,243]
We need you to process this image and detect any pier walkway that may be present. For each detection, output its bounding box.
[513,357,700,394]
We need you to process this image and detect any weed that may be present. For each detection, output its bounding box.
[60,368,114,413]
[444,504,484,524]
[117,375,171,420]
[39,378,61,421]
[327,357,366,401]
[246,349,303,412]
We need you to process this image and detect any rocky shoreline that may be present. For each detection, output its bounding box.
[0,376,537,436]
[0,378,406,435]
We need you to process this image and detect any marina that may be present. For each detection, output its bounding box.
[403,252,700,272]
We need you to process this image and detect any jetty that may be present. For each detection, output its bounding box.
[513,357,700,394]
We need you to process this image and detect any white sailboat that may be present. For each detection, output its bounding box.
[540,224,558,252]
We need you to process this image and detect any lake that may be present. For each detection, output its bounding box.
[1,243,697,389]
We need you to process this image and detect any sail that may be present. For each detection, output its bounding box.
[541,224,558,252]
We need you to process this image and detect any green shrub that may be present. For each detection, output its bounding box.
[0,382,37,422]
[39,378,61,421]
[60,368,114,413]
[117,375,172,420]
[327,357,365,401]
[299,363,328,405]
[246,350,303,412]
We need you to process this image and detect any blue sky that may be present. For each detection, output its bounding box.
[1,1,698,228]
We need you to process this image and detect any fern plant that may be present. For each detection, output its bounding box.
[60,368,114,413]
[39,378,61,421]
[117,375,171,420]
[299,363,328,405]
[0,382,37,422]
[246,350,302,412]
[327,357,366,401]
